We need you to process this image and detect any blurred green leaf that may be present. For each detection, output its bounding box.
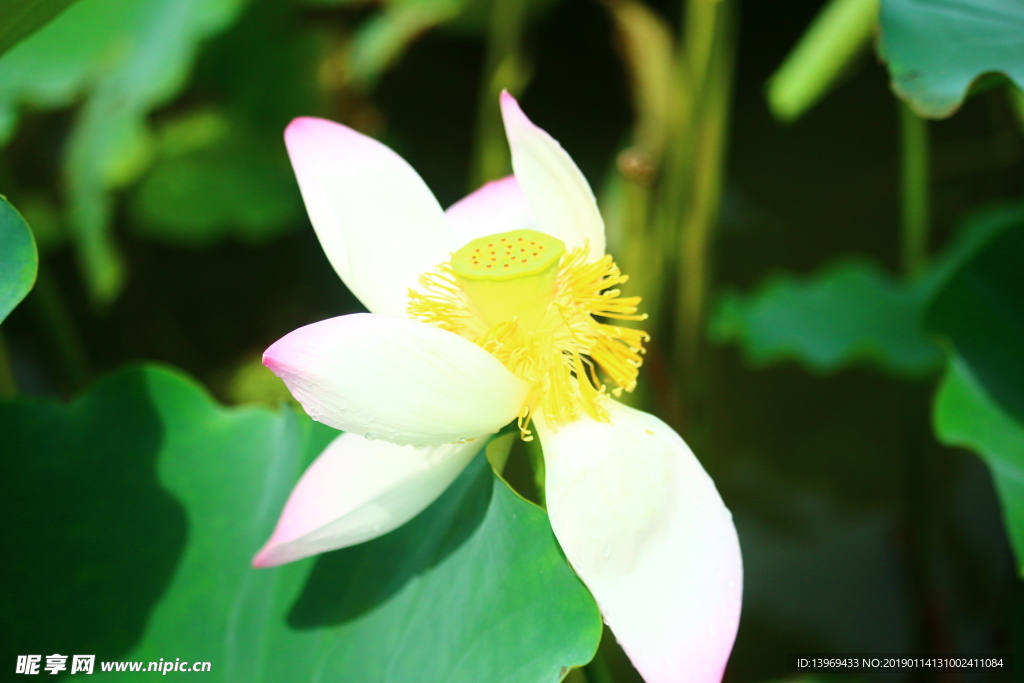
[878,0,1024,118]
[0,195,38,323]
[198,0,324,133]
[226,355,299,407]
[0,0,248,303]
[925,202,1024,422]
[711,199,1022,377]
[131,115,302,247]
[0,0,79,57]
[710,260,942,376]
[934,357,1024,576]
[767,0,878,122]
[1,364,601,679]
[302,0,372,5]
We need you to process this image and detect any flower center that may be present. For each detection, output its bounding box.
[450,230,565,331]
[408,229,648,438]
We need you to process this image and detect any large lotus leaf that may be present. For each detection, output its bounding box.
[0,0,79,57]
[934,357,1024,576]
[878,0,1024,118]
[0,195,37,323]
[0,367,189,663]
[0,365,600,680]
[925,203,1024,423]
[710,260,943,376]
[0,0,247,302]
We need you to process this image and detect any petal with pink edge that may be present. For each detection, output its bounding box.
[253,431,484,567]
[537,401,743,683]
[445,175,539,245]
[285,117,456,317]
[499,92,606,261]
[263,313,529,446]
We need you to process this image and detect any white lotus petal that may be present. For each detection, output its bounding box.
[445,175,539,245]
[263,313,529,446]
[499,92,605,261]
[253,432,483,567]
[285,117,456,317]
[538,401,743,683]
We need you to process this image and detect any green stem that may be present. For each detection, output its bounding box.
[766,0,879,121]
[469,0,530,188]
[617,174,660,339]
[683,0,718,98]
[674,0,736,384]
[0,330,17,399]
[899,100,930,277]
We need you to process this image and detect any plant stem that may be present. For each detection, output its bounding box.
[899,100,930,277]
[0,330,17,399]
[469,0,530,188]
[683,0,719,99]
[897,102,951,675]
[674,0,736,386]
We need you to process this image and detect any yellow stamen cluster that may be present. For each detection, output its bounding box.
[408,229,648,439]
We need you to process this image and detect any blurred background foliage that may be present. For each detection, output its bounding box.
[1,0,1023,680]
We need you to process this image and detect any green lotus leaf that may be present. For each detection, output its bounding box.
[1,365,601,680]
[878,0,1024,118]
[0,195,38,323]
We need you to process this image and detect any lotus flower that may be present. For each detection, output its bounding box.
[254,91,742,683]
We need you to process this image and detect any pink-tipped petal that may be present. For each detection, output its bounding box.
[499,92,606,261]
[285,117,456,317]
[537,401,743,683]
[445,175,539,245]
[263,313,530,446]
[254,432,484,567]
